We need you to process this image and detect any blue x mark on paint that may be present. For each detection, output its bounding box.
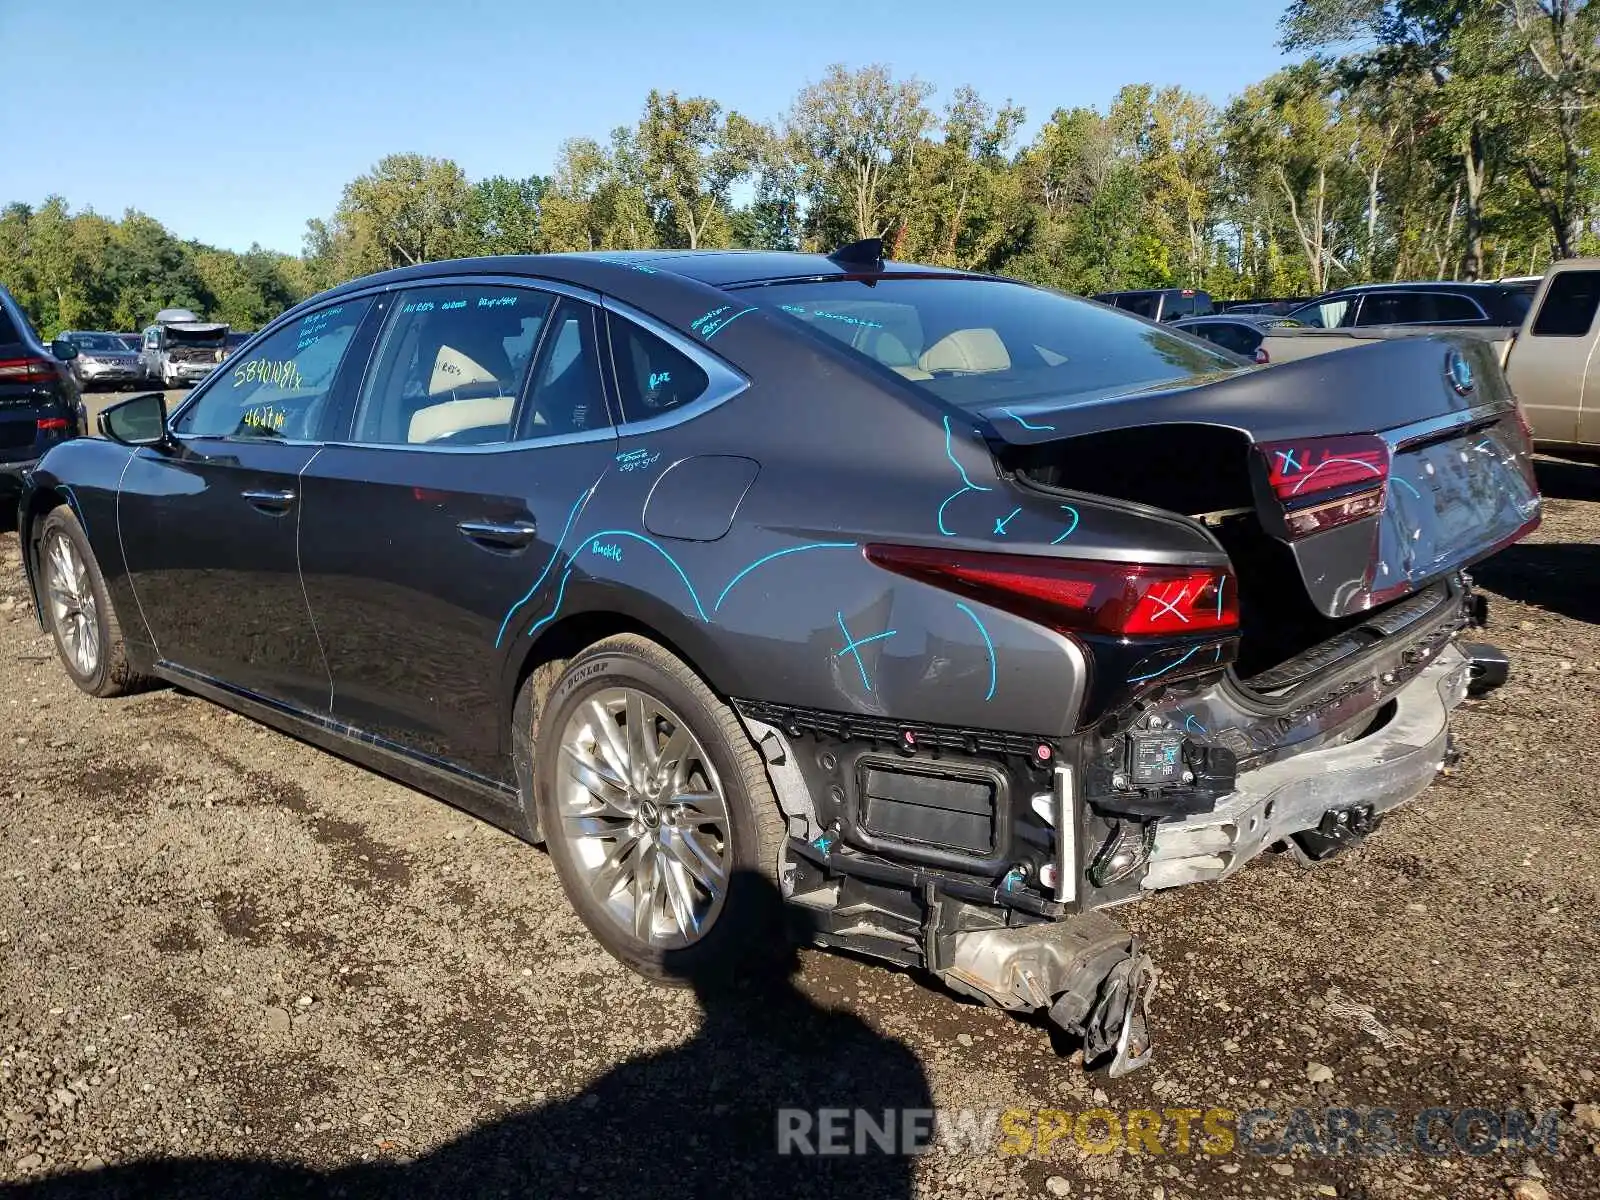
[835,612,897,692]
[993,507,1022,535]
[1276,448,1302,474]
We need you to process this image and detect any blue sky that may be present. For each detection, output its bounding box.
[1,0,1291,255]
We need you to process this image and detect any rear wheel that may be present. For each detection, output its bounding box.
[38,507,144,698]
[532,634,786,983]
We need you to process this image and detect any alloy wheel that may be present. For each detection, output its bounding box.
[556,686,732,950]
[45,532,100,677]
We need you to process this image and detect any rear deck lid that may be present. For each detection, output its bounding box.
[981,336,1540,618]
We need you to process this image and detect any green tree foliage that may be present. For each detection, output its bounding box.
[10,19,1600,335]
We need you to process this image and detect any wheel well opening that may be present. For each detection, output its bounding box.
[510,610,701,723]
[17,487,68,591]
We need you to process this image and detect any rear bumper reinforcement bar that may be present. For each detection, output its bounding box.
[1144,643,1472,891]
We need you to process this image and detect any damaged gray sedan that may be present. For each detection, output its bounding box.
[21,243,1539,1076]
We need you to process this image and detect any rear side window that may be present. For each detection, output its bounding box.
[1192,323,1259,356]
[608,312,709,422]
[175,299,370,439]
[754,277,1238,411]
[1116,294,1160,320]
[1289,297,1352,328]
[353,285,553,446]
[0,306,18,346]
[1531,271,1600,337]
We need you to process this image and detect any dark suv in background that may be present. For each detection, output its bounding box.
[1287,282,1533,329]
[0,286,83,505]
[1091,288,1214,322]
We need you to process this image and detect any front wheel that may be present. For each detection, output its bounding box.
[532,634,786,984]
[38,507,145,697]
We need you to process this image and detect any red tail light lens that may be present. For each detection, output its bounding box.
[865,544,1238,637]
[1253,346,1270,364]
[1257,434,1389,539]
[36,417,70,431]
[1510,402,1534,446]
[0,357,57,384]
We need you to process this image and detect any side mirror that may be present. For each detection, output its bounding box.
[51,338,79,361]
[99,392,172,449]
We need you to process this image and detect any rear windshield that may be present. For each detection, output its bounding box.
[748,277,1238,409]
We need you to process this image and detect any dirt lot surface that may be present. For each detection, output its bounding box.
[0,453,1596,1199]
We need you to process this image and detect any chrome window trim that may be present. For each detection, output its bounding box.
[600,295,751,435]
[170,275,613,455]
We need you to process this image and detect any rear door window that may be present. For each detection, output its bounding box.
[1531,271,1600,337]
[1355,291,1430,325]
[514,299,610,440]
[174,299,370,440]
[352,285,553,446]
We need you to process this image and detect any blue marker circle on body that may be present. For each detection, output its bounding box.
[1446,349,1475,395]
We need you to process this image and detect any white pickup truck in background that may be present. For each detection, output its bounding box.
[1261,260,1600,453]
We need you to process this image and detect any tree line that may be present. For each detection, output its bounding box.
[5,0,1598,338]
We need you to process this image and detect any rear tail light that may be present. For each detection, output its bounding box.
[1253,346,1270,365]
[0,357,57,384]
[1510,402,1534,446]
[864,544,1238,637]
[1257,434,1389,539]
[36,417,70,431]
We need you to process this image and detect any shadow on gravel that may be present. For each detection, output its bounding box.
[1534,455,1600,502]
[1474,541,1600,625]
[8,873,932,1200]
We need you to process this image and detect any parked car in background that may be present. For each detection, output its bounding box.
[1172,314,1301,362]
[0,285,83,500]
[56,331,145,390]
[222,330,253,360]
[1215,297,1314,316]
[17,246,1535,1076]
[1286,282,1532,329]
[1262,259,1600,452]
[139,309,230,388]
[1091,288,1213,322]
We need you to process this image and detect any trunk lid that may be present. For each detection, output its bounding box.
[983,336,1540,619]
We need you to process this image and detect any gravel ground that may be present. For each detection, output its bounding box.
[0,452,1596,1200]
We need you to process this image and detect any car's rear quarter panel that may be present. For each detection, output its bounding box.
[524,272,1228,739]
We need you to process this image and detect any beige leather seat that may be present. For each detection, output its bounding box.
[408,395,514,443]
[407,344,513,442]
[869,330,933,380]
[919,328,1011,374]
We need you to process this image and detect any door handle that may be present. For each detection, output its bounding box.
[456,518,538,550]
[241,488,296,514]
